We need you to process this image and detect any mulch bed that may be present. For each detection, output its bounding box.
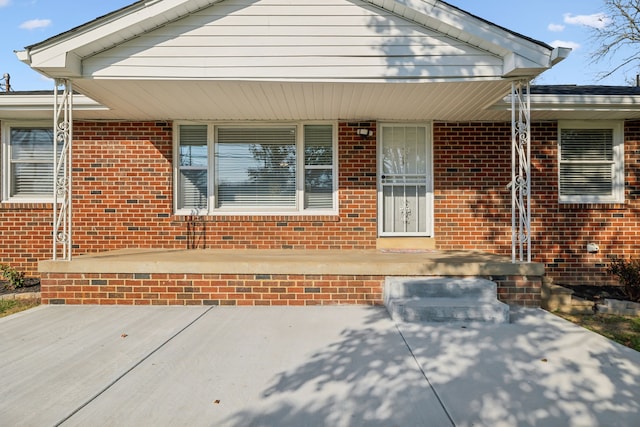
[559,284,628,302]
[0,278,41,296]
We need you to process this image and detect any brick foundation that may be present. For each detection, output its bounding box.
[40,272,541,307]
[493,275,542,306]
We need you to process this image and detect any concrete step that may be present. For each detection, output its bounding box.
[384,277,499,302]
[386,297,510,323]
[384,277,509,323]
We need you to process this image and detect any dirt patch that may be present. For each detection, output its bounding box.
[0,278,41,296]
[559,284,628,301]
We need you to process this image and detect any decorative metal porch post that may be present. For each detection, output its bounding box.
[53,79,73,260]
[511,80,531,263]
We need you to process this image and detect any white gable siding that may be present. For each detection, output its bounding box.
[82,0,503,82]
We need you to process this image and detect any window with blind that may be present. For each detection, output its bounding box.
[217,127,296,208]
[178,125,208,210]
[558,121,624,203]
[304,125,334,209]
[2,125,55,201]
[175,123,336,213]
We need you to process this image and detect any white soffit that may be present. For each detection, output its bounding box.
[68,79,514,121]
[3,85,639,121]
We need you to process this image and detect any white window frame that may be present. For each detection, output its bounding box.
[558,120,624,204]
[173,121,338,215]
[1,121,55,203]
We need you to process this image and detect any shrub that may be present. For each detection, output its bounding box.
[0,264,25,290]
[607,258,640,303]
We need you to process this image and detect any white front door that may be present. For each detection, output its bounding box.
[378,124,433,236]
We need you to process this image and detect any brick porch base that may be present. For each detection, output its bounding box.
[39,249,543,307]
[40,273,541,307]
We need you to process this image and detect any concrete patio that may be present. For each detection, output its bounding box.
[1,305,639,426]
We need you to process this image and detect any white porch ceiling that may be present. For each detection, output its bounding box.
[70,79,517,121]
[3,82,639,122]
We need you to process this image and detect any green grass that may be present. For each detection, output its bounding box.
[556,312,640,352]
[0,298,40,318]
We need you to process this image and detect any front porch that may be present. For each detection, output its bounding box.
[39,249,544,307]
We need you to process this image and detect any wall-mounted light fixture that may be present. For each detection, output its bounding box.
[356,128,373,138]
[586,242,599,253]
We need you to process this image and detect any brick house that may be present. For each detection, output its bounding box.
[0,0,638,306]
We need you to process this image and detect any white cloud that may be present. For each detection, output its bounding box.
[19,18,52,30]
[0,0,10,7]
[547,23,565,32]
[549,40,581,50]
[563,13,610,29]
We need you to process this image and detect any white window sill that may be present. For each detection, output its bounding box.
[174,209,339,217]
[2,197,54,204]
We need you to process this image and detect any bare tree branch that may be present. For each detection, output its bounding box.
[590,0,640,82]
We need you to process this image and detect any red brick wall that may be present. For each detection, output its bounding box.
[433,122,512,253]
[0,203,52,272]
[2,119,640,288]
[74,120,377,254]
[72,122,175,254]
[39,273,385,306]
[532,120,640,285]
[433,121,640,286]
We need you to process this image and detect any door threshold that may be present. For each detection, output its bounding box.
[376,237,435,250]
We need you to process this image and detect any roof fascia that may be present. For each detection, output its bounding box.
[490,93,640,112]
[0,93,108,112]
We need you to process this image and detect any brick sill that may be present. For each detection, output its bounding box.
[0,202,54,211]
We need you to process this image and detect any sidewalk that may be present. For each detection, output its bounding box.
[1,305,639,426]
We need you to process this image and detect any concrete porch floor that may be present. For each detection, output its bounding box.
[40,248,544,276]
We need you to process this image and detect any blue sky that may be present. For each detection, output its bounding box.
[0,0,634,91]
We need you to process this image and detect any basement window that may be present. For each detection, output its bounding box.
[1,123,56,202]
[558,121,624,204]
[175,122,337,215]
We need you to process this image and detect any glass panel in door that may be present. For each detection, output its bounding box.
[379,125,432,236]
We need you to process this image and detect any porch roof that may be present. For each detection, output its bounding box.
[0,91,108,120]
[14,0,567,122]
[489,85,640,121]
[2,85,639,121]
